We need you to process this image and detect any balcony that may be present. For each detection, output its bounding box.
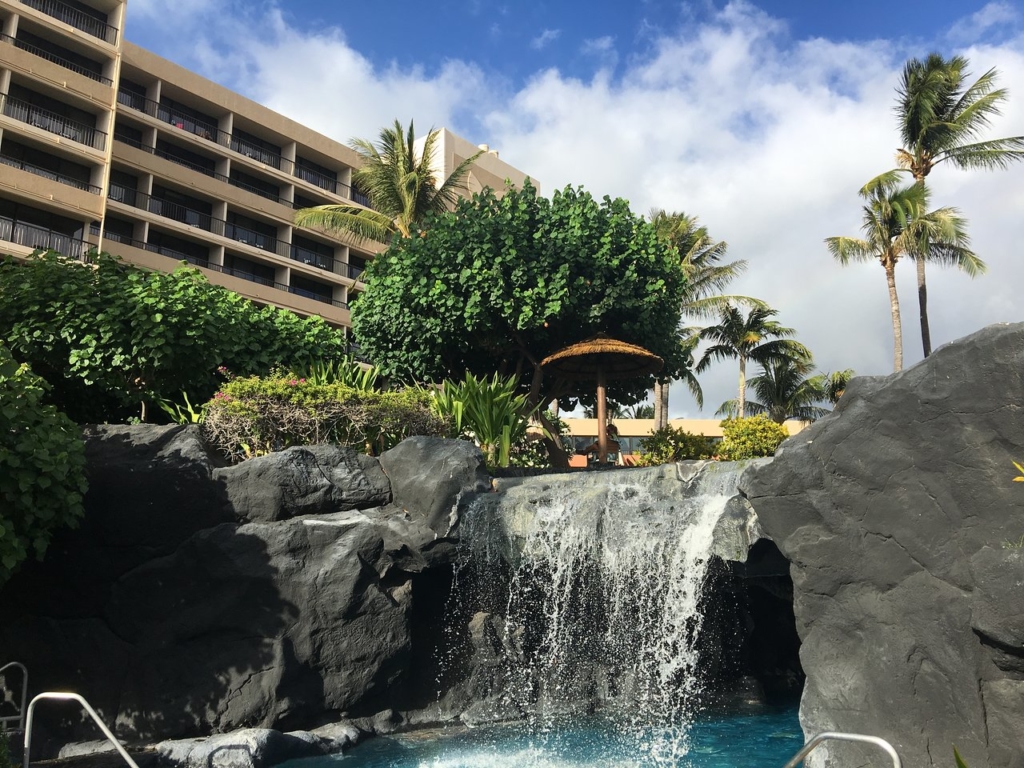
[0,214,89,259]
[1,32,112,86]
[346,263,364,281]
[1,93,105,150]
[294,165,338,195]
[229,133,283,170]
[18,0,118,45]
[0,153,100,193]
[225,221,279,253]
[116,90,221,145]
[290,243,334,272]
[284,283,347,309]
[352,189,372,208]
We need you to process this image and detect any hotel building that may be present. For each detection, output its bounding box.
[0,0,531,335]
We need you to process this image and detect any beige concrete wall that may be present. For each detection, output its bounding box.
[0,41,114,107]
[563,418,809,439]
[0,162,104,217]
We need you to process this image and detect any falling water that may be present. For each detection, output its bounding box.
[456,461,760,765]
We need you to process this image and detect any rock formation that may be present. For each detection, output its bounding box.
[743,323,1024,768]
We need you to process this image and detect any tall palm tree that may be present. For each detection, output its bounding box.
[696,305,808,418]
[826,172,979,372]
[894,54,1024,356]
[807,369,855,406]
[648,209,762,427]
[717,357,829,423]
[294,120,483,242]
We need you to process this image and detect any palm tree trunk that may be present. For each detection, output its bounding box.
[738,356,746,418]
[653,381,669,429]
[886,263,904,372]
[916,253,931,358]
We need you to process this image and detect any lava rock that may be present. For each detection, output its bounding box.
[742,323,1024,768]
[155,728,326,768]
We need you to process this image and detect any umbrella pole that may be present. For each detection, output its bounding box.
[596,370,608,464]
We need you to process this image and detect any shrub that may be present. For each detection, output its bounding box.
[510,411,571,469]
[0,345,87,585]
[202,375,450,460]
[717,414,789,461]
[632,426,714,466]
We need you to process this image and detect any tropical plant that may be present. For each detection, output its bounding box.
[510,410,571,468]
[430,372,538,468]
[157,392,207,424]
[202,375,448,460]
[0,345,87,586]
[648,210,762,427]
[808,368,855,406]
[293,120,483,243]
[632,426,714,466]
[0,251,348,422]
[894,54,1024,356]
[717,415,789,461]
[350,180,690,464]
[1013,460,1024,483]
[626,403,655,419]
[717,357,830,423]
[696,306,808,418]
[826,174,979,371]
[294,357,380,391]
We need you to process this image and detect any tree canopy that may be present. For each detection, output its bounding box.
[351,181,690,408]
[0,251,349,422]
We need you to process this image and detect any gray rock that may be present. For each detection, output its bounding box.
[380,437,490,536]
[214,445,392,522]
[155,728,324,768]
[743,323,1024,768]
[57,740,118,758]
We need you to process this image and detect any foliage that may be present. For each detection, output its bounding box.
[809,368,855,406]
[697,305,809,418]
[717,415,789,461]
[626,403,655,419]
[294,119,483,242]
[632,426,714,466]
[0,345,87,585]
[429,372,538,467]
[294,357,380,391]
[510,411,571,468]
[158,392,207,424]
[351,181,690,414]
[1013,460,1024,482]
[718,358,830,423]
[826,174,977,372]
[202,375,449,460]
[0,251,348,422]
[0,732,12,768]
[953,746,969,768]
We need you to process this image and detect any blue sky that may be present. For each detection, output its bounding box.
[125,1,1024,416]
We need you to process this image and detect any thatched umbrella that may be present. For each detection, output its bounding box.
[541,334,664,464]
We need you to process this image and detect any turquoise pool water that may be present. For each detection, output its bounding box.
[299,705,803,768]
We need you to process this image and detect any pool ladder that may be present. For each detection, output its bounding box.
[782,731,902,767]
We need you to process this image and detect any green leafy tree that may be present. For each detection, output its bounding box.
[633,425,714,466]
[351,181,690,459]
[294,119,483,242]
[826,174,979,372]
[717,414,789,461]
[894,54,1024,356]
[696,306,808,418]
[0,251,348,422]
[0,345,87,586]
[648,209,761,427]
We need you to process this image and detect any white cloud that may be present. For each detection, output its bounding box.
[124,1,1024,417]
[531,28,561,50]
[947,2,1020,44]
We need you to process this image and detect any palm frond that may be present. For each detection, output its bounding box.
[825,236,873,265]
[294,204,396,243]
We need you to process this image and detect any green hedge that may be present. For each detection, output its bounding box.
[202,375,451,460]
[717,415,789,460]
[633,426,714,466]
[0,345,87,585]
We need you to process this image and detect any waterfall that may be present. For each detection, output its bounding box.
[455,461,761,764]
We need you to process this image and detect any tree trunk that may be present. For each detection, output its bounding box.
[916,252,931,358]
[653,381,669,430]
[738,356,746,418]
[886,262,904,372]
[596,371,609,464]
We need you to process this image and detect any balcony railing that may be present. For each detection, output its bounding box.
[294,165,339,195]
[0,214,89,259]
[346,263,364,281]
[0,153,100,193]
[352,189,371,208]
[290,244,334,272]
[117,90,222,144]
[283,283,346,309]
[1,33,112,85]
[19,0,118,45]
[1,93,105,150]
[116,88,146,112]
[229,134,282,170]
[107,182,288,256]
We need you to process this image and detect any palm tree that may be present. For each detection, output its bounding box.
[717,357,829,423]
[826,173,979,372]
[807,369,855,406]
[696,305,808,418]
[648,210,762,427]
[294,120,483,242]
[894,54,1024,356]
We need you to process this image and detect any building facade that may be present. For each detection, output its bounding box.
[0,0,531,333]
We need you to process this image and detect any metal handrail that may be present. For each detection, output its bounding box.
[0,663,28,732]
[18,0,118,45]
[23,693,138,768]
[0,154,101,193]
[0,93,106,150]
[782,731,902,768]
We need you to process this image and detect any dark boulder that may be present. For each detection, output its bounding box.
[743,323,1024,767]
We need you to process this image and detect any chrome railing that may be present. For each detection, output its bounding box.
[1,33,111,85]
[18,0,118,44]
[23,693,138,768]
[782,731,902,768]
[0,154,100,193]
[0,215,89,260]
[1,93,105,150]
[0,663,28,733]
